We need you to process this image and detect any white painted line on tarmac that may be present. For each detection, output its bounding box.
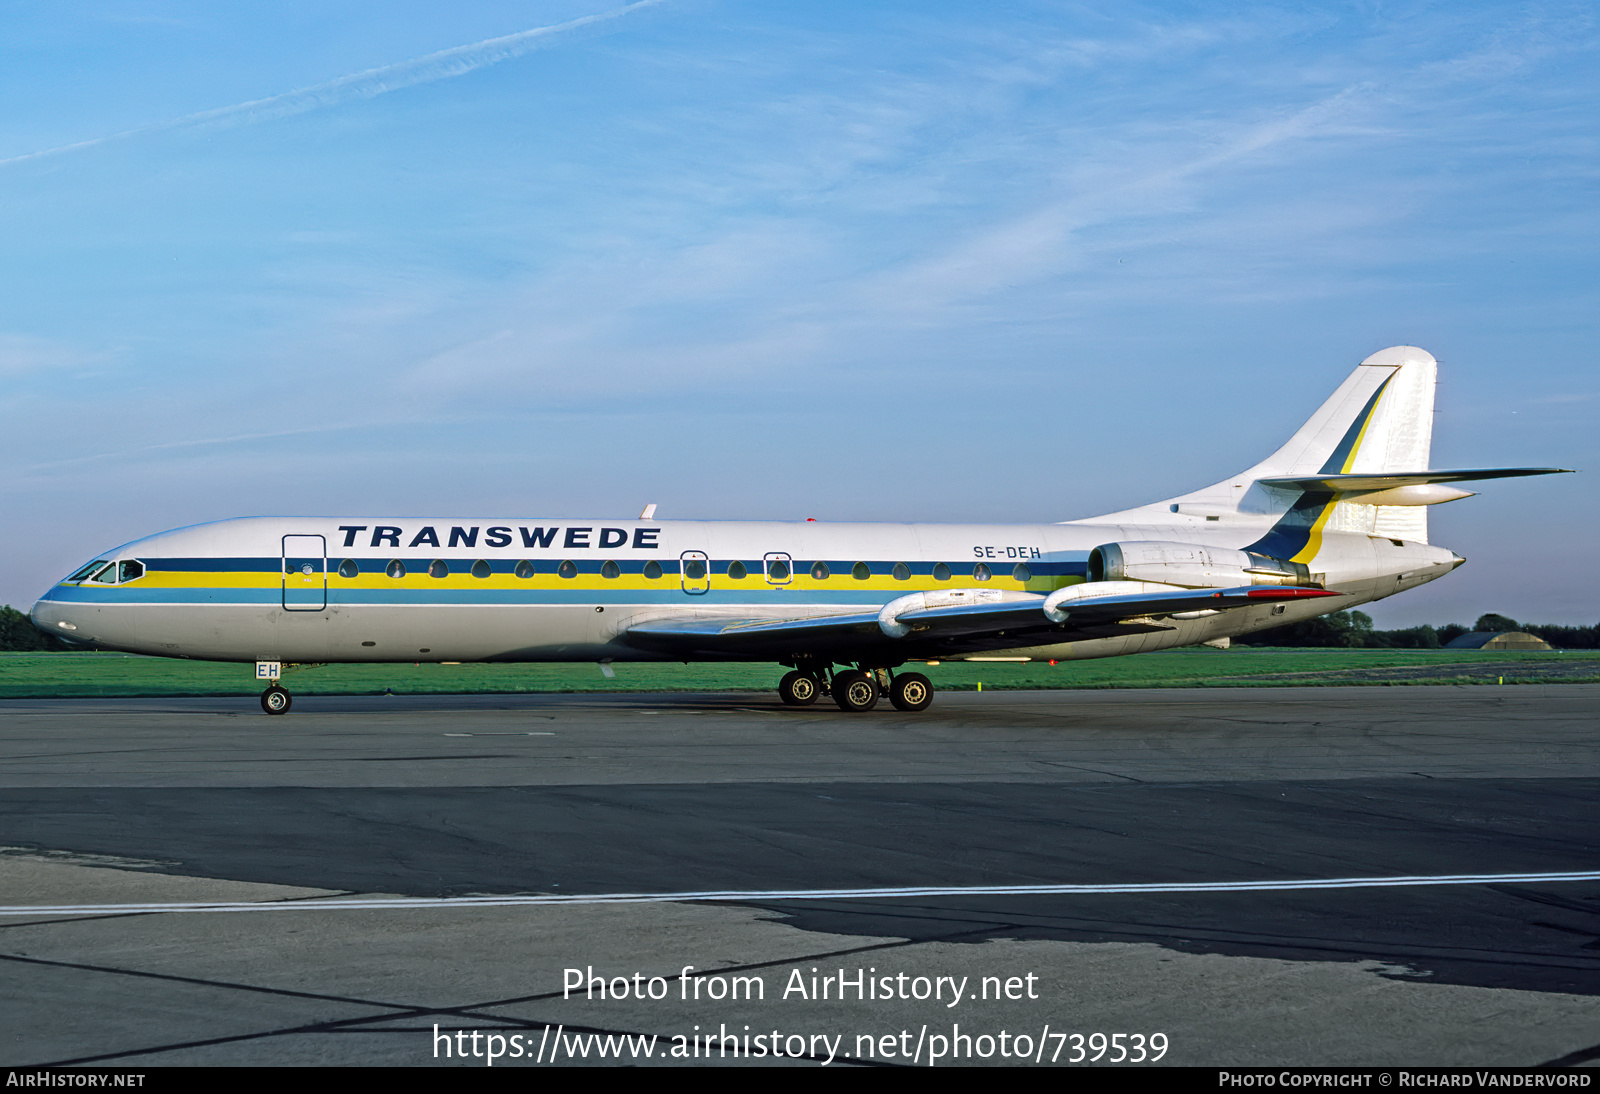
[1,869,1596,917]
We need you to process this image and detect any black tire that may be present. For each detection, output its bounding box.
[778,671,820,706]
[890,672,934,712]
[261,686,292,715]
[831,670,878,712]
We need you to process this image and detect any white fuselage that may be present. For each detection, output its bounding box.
[29,514,1459,665]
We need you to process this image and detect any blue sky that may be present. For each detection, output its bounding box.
[3,1,1596,626]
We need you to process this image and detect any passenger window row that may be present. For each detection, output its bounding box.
[334,559,1035,582]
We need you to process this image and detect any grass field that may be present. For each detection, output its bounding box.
[3,647,1599,699]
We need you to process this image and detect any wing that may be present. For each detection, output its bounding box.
[622,583,1340,661]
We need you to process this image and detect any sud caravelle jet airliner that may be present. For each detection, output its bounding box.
[31,346,1568,715]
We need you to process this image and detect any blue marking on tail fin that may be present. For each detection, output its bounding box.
[1246,374,1395,560]
[1247,491,1335,560]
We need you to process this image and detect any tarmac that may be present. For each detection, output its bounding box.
[1,685,1597,1068]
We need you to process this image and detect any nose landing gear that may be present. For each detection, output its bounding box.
[260,685,292,715]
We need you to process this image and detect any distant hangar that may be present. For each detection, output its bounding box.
[1444,631,1555,651]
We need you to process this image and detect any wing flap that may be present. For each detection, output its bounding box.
[626,610,884,645]
[1041,583,1338,622]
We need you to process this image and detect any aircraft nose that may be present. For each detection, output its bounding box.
[30,598,85,641]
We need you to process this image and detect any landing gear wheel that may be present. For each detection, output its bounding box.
[890,672,934,712]
[261,686,292,715]
[831,670,879,712]
[778,671,820,706]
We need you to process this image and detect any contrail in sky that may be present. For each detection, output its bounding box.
[0,0,662,168]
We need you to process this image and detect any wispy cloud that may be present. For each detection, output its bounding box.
[0,332,105,375]
[1525,392,1599,406]
[0,0,663,168]
[21,422,406,473]
[844,79,1382,320]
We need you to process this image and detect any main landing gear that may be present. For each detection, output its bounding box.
[778,670,821,706]
[776,664,935,713]
[261,685,292,715]
[890,672,933,712]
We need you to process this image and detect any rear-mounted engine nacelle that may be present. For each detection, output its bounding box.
[1088,541,1313,589]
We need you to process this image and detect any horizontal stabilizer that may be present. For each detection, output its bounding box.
[1257,467,1572,493]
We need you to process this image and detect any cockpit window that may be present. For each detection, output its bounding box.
[118,560,145,583]
[67,561,109,582]
[91,563,119,583]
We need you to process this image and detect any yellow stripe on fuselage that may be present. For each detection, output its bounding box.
[130,571,279,590]
[110,570,1081,596]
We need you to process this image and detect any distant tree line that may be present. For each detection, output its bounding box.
[1234,611,1600,649]
[0,605,73,651]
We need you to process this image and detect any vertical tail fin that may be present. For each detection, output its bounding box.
[1242,346,1439,553]
[1335,346,1437,542]
[1247,346,1436,481]
[1080,347,1440,548]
